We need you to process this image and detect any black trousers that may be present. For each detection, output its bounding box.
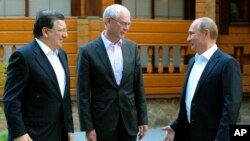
[97,116,137,141]
[61,125,68,141]
[174,122,191,141]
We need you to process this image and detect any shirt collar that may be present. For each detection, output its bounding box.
[195,44,218,61]
[35,38,58,55]
[101,30,122,49]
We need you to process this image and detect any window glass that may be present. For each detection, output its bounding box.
[49,0,70,16]
[29,0,70,16]
[0,0,71,17]
[230,0,249,22]
[122,0,151,18]
[122,0,184,19]
[29,0,50,16]
[155,0,183,19]
[0,0,25,16]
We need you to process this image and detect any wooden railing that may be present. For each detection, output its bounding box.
[0,17,249,98]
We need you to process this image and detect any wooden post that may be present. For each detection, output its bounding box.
[179,46,187,73]
[168,46,174,73]
[158,46,163,73]
[147,46,153,73]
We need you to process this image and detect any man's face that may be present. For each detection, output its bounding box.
[187,22,206,54]
[107,11,131,42]
[46,20,68,50]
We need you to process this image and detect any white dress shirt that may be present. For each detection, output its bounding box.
[101,31,123,85]
[185,44,218,123]
[35,38,66,97]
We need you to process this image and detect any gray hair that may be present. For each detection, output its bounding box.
[103,4,130,23]
[195,17,218,40]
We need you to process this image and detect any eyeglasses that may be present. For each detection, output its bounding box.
[111,17,131,27]
[48,28,67,33]
[55,28,67,33]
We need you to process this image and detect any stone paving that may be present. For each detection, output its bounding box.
[74,127,166,141]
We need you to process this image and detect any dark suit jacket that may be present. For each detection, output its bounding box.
[3,40,74,141]
[171,49,242,141]
[77,37,148,137]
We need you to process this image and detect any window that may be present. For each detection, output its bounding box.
[0,0,25,16]
[230,0,250,23]
[219,0,250,34]
[29,0,70,16]
[122,0,184,19]
[0,0,70,17]
[155,0,184,19]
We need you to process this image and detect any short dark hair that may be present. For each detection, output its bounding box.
[33,9,65,38]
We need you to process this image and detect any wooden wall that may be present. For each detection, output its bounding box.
[0,17,249,98]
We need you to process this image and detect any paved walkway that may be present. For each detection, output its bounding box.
[74,127,166,141]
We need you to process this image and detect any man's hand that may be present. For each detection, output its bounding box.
[14,133,33,141]
[161,125,175,141]
[138,125,148,140]
[86,130,97,141]
[68,132,74,141]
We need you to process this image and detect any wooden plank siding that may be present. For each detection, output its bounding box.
[0,17,250,98]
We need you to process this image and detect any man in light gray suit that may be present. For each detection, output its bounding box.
[77,4,148,141]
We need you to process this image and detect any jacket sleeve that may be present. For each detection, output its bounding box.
[76,46,94,131]
[216,58,242,140]
[3,51,29,138]
[133,44,148,125]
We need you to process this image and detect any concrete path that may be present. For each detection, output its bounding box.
[74,127,166,141]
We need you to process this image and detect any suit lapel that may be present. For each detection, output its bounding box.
[95,37,117,84]
[120,40,130,85]
[32,41,62,97]
[194,49,221,95]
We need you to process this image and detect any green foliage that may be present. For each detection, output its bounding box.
[0,130,7,141]
[0,63,6,97]
[0,106,5,121]
[0,63,6,76]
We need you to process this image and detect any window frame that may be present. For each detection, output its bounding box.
[219,0,250,34]
[229,0,250,24]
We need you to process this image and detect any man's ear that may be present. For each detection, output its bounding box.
[42,27,49,38]
[204,29,210,38]
[105,17,112,26]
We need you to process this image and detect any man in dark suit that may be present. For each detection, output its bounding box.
[162,17,242,141]
[77,4,148,141]
[3,9,74,141]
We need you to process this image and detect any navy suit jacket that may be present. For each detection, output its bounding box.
[77,37,148,137]
[3,40,74,141]
[171,49,242,141]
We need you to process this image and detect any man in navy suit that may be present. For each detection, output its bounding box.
[77,4,148,141]
[3,9,74,141]
[162,17,242,141]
